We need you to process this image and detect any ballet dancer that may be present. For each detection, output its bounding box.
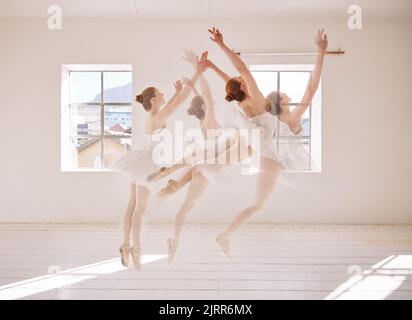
[207,27,328,258]
[114,52,208,269]
[150,49,251,262]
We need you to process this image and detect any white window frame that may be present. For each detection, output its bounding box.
[250,64,322,172]
[60,64,132,172]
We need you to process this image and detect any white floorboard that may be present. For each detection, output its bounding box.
[0,224,411,300]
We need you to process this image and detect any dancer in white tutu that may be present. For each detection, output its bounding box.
[113,52,208,269]
[207,27,328,257]
[148,50,251,262]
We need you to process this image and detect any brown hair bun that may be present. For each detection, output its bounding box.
[135,87,157,112]
[135,94,144,104]
[225,78,246,102]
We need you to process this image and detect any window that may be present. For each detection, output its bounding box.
[251,64,321,172]
[61,65,132,171]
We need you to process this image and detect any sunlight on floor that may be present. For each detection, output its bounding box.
[325,255,412,300]
[0,254,167,300]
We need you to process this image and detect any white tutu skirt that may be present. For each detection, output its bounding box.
[278,143,310,171]
[111,148,161,189]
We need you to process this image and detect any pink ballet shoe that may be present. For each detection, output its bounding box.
[216,233,233,259]
[130,246,141,270]
[119,244,130,267]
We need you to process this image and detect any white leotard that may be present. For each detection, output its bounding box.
[249,112,280,163]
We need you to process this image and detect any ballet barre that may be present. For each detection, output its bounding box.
[235,48,345,56]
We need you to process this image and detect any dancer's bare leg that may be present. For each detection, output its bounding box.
[176,170,193,189]
[168,169,209,263]
[130,185,151,269]
[119,183,136,266]
[122,183,136,244]
[217,158,282,258]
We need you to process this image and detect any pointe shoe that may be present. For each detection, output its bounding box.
[216,233,233,259]
[167,238,178,264]
[119,244,130,267]
[130,246,142,270]
[157,179,178,197]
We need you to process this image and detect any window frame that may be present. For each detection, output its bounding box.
[61,65,132,172]
[250,64,321,172]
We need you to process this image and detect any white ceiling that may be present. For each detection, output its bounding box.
[0,0,411,18]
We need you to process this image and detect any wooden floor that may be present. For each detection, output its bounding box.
[0,224,412,300]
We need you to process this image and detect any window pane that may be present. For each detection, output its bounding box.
[104,105,132,134]
[103,72,132,103]
[251,71,278,97]
[71,104,101,136]
[75,136,102,169]
[280,72,311,103]
[70,72,101,103]
[103,105,132,169]
[103,135,131,169]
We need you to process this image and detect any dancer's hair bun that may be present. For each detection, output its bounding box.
[187,106,196,115]
[225,78,246,102]
[136,87,157,112]
[135,94,144,104]
[266,91,282,116]
[187,95,206,120]
[225,93,235,102]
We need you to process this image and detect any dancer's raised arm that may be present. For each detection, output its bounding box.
[208,27,263,100]
[208,60,231,83]
[185,48,229,83]
[150,80,182,127]
[153,52,207,125]
[292,29,327,120]
[199,73,220,128]
[183,49,219,128]
[182,76,200,96]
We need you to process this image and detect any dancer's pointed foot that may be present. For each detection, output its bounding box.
[119,243,130,267]
[167,238,178,264]
[157,179,178,197]
[130,246,142,270]
[216,233,233,259]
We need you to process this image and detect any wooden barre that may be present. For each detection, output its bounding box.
[235,48,345,56]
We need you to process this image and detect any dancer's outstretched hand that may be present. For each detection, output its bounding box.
[174,80,183,93]
[183,49,198,67]
[316,28,328,53]
[208,27,224,45]
[196,51,209,73]
[184,49,213,70]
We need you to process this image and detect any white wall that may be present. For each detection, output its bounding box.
[0,17,411,224]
